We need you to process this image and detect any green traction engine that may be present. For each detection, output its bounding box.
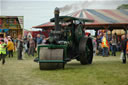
[35,7,94,70]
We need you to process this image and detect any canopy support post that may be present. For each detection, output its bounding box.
[110,29,113,40]
[95,29,98,37]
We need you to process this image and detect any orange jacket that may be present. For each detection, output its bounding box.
[7,41,14,51]
[126,41,128,51]
[101,37,109,48]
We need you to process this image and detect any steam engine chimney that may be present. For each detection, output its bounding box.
[54,7,60,31]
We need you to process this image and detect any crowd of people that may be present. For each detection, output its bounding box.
[0,32,128,65]
[0,34,44,65]
[94,32,128,64]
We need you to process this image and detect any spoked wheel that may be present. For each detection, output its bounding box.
[79,37,93,65]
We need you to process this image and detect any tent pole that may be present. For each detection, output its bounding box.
[104,26,109,40]
[95,29,98,37]
[124,28,127,39]
[110,29,113,40]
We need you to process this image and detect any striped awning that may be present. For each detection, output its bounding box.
[33,9,128,28]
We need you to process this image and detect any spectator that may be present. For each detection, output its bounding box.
[23,37,29,53]
[13,38,17,52]
[101,33,109,57]
[4,36,8,44]
[16,35,24,60]
[0,40,7,65]
[36,34,43,45]
[121,35,127,64]
[35,34,43,51]
[117,41,121,51]
[111,34,117,56]
[93,38,97,56]
[126,34,128,57]
[7,39,14,58]
[96,35,101,49]
[28,38,35,56]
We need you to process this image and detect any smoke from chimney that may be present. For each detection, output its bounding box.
[59,1,91,13]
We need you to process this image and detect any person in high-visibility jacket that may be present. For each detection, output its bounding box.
[101,33,109,56]
[0,40,7,65]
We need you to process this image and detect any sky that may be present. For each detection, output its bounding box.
[0,0,128,30]
[0,0,1,15]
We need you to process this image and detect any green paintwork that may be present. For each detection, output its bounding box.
[36,16,94,64]
[39,60,65,63]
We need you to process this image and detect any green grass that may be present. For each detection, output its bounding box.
[0,52,128,85]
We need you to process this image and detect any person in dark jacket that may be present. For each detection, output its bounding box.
[121,35,127,64]
[17,35,24,60]
[96,35,102,55]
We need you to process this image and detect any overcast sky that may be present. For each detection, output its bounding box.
[1,0,128,30]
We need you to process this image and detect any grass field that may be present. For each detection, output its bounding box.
[0,52,128,85]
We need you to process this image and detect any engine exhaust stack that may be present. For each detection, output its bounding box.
[54,7,60,31]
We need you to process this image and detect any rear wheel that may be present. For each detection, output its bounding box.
[79,37,93,65]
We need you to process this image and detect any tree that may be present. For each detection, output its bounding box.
[117,4,128,9]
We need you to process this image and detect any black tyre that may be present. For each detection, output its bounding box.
[79,37,93,65]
